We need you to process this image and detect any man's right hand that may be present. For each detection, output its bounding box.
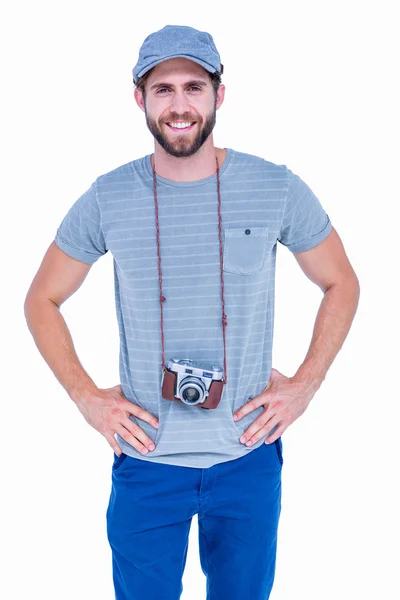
[74,384,159,456]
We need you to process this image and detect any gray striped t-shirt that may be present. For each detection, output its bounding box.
[55,147,332,468]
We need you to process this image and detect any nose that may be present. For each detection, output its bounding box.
[169,89,192,116]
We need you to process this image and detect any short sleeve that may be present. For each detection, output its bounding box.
[54,181,108,264]
[278,168,332,253]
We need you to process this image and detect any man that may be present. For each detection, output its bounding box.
[24,24,360,600]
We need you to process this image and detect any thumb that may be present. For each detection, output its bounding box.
[268,368,286,387]
[270,367,283,380]
[109,384,125,398]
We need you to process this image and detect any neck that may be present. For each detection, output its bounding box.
[151,138,226,182]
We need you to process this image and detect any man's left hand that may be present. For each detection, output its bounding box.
[233,368,318,446]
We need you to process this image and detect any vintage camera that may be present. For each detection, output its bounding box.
[161,358,225,409]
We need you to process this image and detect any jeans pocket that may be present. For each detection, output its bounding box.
[112,452,129,472]
[273,437,283,467]
[223,226,268,275]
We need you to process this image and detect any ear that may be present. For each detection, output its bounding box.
[134,88,145,112]
[215,84,226,111]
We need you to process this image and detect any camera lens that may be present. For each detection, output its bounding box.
[179,377,205,405]
[183,387,200,402]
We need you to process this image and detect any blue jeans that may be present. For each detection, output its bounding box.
[106,438,283,600]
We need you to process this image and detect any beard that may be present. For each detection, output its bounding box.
[144,98,217,158]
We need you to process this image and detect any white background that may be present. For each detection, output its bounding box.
[2,1,399,598]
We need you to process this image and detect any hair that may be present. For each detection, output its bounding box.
[133,66,223,99]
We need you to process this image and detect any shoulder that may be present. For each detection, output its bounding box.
[228,148,289,179]
[93,155,149,190]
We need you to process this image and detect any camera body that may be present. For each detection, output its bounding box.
[161,358,225,409]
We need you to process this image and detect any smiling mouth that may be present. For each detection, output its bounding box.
[165,122,197,132]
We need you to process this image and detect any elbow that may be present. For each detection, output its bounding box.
[325,271,361,305]
[23,290,33,321]
[23,292,58,323]
[23,292,37,325]
[347,269,361,298]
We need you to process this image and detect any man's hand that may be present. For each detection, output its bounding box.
[233,368,318,446]
[75,384,159,456]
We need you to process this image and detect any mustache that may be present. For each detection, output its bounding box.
[162,116,200,123]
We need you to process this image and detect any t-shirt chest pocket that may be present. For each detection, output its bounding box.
[223,226,268,275]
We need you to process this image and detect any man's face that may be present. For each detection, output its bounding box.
[135,58,225,158]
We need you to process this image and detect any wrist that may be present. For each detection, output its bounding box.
[291,364,324,394]
[68,379,99,405]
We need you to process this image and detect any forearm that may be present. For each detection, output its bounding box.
[291,276,360,391]
[24,298,98,404]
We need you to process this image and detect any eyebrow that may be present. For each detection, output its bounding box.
[149,79,209,91]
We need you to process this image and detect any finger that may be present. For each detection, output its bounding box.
[239,416,268,444]
[124,402,159,430]
[121,416,156,451]
[233,396,264,421]
[242,417,282,446]
[238,405,279,443]
[260,418,282,443]
[264,423,286,445]
[241,422,273,446]
[263,408,283,431]
[104,432,123,456]
[116,423,154,455]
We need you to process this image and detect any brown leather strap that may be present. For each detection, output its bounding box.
[151,154,228,385]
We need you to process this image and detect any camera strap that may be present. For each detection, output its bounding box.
[151,154,228,385]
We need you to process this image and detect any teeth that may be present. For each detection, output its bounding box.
[169,122,193,129]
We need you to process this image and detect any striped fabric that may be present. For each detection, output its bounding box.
[55,148,332,468]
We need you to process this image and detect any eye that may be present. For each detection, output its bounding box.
[155,86,202,94]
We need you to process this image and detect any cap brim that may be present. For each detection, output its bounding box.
[133,54,218,81]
